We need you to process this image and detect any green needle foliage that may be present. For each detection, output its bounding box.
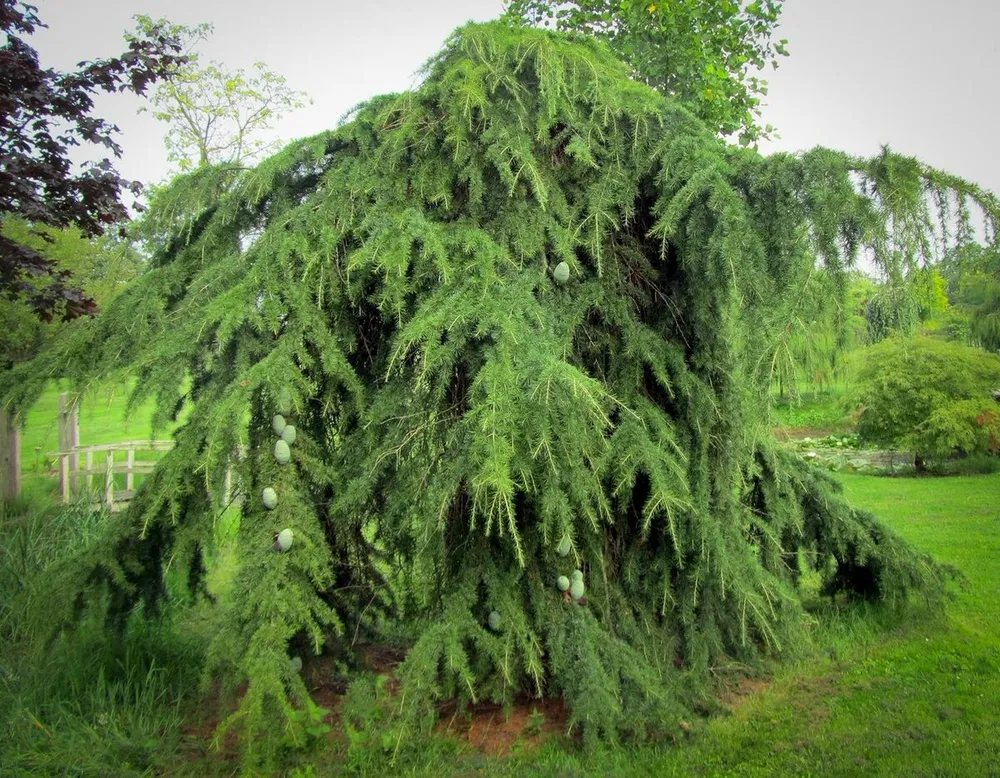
[946,244,1000,351]
[4,21,998,768]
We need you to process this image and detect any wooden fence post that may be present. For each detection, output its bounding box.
[0,407,20,502]
[60,453,70,503]
[104,450,114,508]
[126,448,135,492]
[58,392,80,495]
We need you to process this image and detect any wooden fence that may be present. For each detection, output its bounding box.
[55,440,175,512]
[0,406,19,502]
[4,392,239,511]
[0,391,176,511]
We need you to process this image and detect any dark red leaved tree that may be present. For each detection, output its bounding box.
[0,0,184,320]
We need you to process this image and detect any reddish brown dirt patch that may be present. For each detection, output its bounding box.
[717,675,772,709]
[178,681,247,765]
[302,656,347,726]
[179,649,793,762]
[359,643,407,675]
[438,697,568,757]
[302,645,407,711]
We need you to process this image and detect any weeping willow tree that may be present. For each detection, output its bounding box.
[5,21,998,768]
[947,244,1000,351]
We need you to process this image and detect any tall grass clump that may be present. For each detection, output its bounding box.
[0,500,204,775]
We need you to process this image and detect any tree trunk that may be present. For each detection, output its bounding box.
[0,407,21,503]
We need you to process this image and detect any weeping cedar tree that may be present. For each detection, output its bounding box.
[6,22,997,766]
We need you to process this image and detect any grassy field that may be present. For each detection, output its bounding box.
[4,386,999,776]
[770,387,854,435]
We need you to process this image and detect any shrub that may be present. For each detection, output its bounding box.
[850,337,1000,468]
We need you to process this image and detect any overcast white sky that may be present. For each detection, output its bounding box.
[27,0,1000,198]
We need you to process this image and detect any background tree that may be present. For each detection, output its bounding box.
[863,278,918,344]
[944,245,1000,351]
[0,1,183,321]
[911,267,951,326]
[131,16,309,173]
[0,218,141,368]
[504,0,788,145]
[850,337,1000,470]
[965,278,1000,352]
[862,268,957,346]
[762,269,879,398]
[4,22,995,769]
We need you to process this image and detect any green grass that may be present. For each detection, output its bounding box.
[0,497,205,777]
[0,611,203,777]
[627,473,1000,777]
[770,387,854,434]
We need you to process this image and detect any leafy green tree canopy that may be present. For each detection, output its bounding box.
[131,15,309,172]
[6,22,996,767]
[851,337,1000,467]
[945,245,1000,352]
[505,0,788,145]
[911,267,950,324]
[0,218,141,367]
[863,279,919,344]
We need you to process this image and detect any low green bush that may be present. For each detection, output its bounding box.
[849,337,1000,469]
